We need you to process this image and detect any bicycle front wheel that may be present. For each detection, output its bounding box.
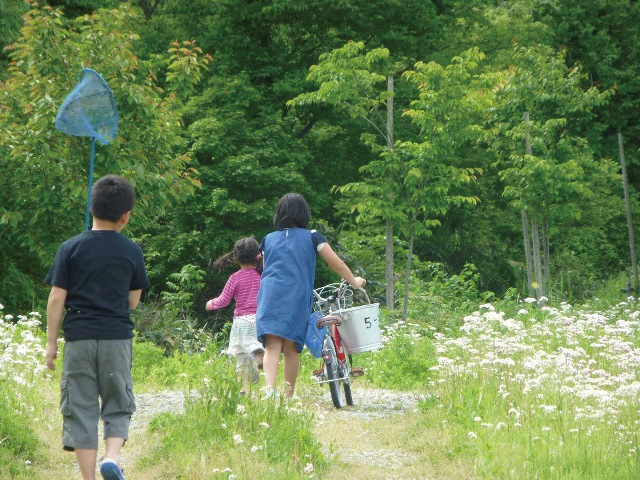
[323,336,345,408]
[340,353,353,406]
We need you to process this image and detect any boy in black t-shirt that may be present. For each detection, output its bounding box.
[45,175,150,480]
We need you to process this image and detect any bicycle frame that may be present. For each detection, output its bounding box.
[313,283,354,408]
[316,322,350,385]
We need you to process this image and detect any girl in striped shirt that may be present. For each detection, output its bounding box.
[206,237,264,394]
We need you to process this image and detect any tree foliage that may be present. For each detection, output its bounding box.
[1,0,638,314]
[0,2,203,310]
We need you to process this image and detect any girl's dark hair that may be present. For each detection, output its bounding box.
[212,237,262,272]
[273,193,310,229]
[90,175,136,222]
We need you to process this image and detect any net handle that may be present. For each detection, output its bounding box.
[84,136,96,230]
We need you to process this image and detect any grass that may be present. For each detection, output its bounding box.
[3,284,640,478]
[425,299,640,479]
[0,311,49,479]
[138,355,326,479]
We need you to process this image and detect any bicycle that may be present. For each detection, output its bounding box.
[311,282,370,408]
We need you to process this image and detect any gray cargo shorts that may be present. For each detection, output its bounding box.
[59,339,136,451]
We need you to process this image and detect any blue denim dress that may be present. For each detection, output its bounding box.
[256,228,326,352]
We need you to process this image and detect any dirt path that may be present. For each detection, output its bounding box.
[123,386,475,480]
[304,386,475,480]
[307,387,424,478]
[36,386,475,479]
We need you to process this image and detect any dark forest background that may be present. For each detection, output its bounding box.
[2,0,640,325]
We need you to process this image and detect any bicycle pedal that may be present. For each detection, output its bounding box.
[350,367,365,377]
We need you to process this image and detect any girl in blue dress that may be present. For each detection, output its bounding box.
[256,193,366,398]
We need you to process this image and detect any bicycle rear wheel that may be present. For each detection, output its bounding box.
[323,336,345,408]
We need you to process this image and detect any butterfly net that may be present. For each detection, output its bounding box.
[54,68,118,145]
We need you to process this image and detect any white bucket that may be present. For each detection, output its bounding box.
[337,303,382,354]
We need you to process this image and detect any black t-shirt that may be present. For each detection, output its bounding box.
[45,230,150,341]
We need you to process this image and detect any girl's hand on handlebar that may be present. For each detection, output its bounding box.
[349,277,366,289]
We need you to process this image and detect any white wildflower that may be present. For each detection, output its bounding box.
[540,405,557,414]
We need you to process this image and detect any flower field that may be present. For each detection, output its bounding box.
[3,297,640,478]
[426,298,640,478]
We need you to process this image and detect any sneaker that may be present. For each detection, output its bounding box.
[350,367,365,377]
[264,389,280,400]
[100,460,125,480]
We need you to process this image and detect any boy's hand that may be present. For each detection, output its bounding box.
[351,277,366,289]
[45,342,58,370]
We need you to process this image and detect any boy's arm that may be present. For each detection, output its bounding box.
[129,289,142,309]
[45,286,67,371]
[318,243,366,289]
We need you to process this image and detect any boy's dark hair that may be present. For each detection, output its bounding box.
[90,175,136,222]
[212,237,262,272]
[273,193,310,229]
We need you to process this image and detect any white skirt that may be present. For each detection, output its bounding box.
[224,314,264,355]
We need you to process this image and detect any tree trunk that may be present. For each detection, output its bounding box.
[522,112,535,298]
[402,213,416,322]
[619,132,638,291]
[137,0,164,21]
[522,209,535,298]
[385,76,395,313]
[531,219,544,301]
[542,215,550,300]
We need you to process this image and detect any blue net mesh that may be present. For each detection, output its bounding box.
[54,68,118,145]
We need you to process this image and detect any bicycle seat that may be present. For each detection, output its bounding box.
[316,315,342,328]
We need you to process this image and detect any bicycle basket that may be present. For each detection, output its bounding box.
[337,289,382,354]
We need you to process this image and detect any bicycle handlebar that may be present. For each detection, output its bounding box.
[313,281,348,301]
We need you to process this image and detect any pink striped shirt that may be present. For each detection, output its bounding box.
[207,268,261,317]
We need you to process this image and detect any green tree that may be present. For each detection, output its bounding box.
[292,45,496,320]
[0,3,205,311]
[386,48,494,320]
[487,45,616,300]
[288,41,398,306]
[534,0,640,158]
[0,0,28,79]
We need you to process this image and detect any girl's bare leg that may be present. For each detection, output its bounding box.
[282,339,299,397]
[263,335,283,392]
